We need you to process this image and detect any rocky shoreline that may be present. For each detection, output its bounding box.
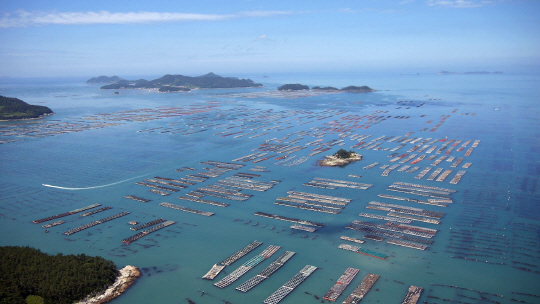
[75,265,141,304]
[318,153,362,166]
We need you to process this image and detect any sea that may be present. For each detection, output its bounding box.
[0,72,539,304]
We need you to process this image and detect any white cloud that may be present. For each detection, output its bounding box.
[427,0,498,8]
[0,10,293,28]
[257,34,267,39]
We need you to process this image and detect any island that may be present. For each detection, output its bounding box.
[277,83,310,91]
[340,85,375,93]
[99,72,262,91]
[86,76,124,84]
[277,84,375,93]
[0,246,140,304]
[0,96,53,120]
[312,86,339,91]
[319,149,362,167]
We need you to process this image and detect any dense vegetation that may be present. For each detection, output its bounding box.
[0,246,119,304]
[334,149,356,159]
[277,83,310,91]
[86,76,123,84]
[340,85,374,92]
[101,72,262,91]
[312,86,338,91]
[0,96,53,120]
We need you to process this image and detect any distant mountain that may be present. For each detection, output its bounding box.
[86,76,124,84]
[100,73,262,91]
[0,96,53,120]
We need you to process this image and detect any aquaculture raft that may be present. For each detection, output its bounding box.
[263,265,317,304]
[63,211,130,236]
[214,245,280,288]
[236,251,295,293]
[122,220,175,245]
[33,203,101,224]
[401,285,423,304]
[202,240,262,280]
[159,202,214,216]
[342,273,380,304]
[323,267,359,301]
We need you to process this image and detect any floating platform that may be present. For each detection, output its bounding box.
[214,245,280,288]
[202,241,263,280]
[254,211,325,227]
[159,202,214,216]
[340,236,365,244]
[33,203,101,224]
[125,195,151,203]
[338,244,388,259]
[342,273,380,304]
[236,251,295,293]
[401,286,423,304]
[263,265,317,304]
[323,268,360,301]
[63,211,130,236]
[122,220,175,245]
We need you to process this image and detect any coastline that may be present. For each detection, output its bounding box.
[75,265,141,304]
[0,112,54,122]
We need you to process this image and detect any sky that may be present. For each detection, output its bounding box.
[0,0,539,78]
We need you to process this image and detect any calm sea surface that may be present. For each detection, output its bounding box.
[1,72,539,304]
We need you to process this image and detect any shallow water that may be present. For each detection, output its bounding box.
[1,72,539,304]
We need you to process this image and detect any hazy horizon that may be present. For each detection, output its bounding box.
[1,0,539,78]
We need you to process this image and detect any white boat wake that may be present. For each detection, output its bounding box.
[42,174,150,190]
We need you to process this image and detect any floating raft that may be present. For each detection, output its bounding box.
[63,212,130,236]
[290,225,316,232]
[340,236,365,244]
[263,265,317,304]
[125,195,151,203]
[203,240,263,280]
[159,202,214,216]
[236,251,295,293]
[122,220,175,245]
[338,244,388,259]
[323,268,360,301]
[42,220,65,228]
[254,211,325,227]
[130,218,167,231]
[401,286,423,304]
[80,206,112,217]
[342,273,380,304]
[214,245,280,288]
[33,203,101,224]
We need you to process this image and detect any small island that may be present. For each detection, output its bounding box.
[0,246,140,304]
[0,96,53,120]
[97,72,262,92]
[86,76,124,84]
[319,149,362,167]
[277,83,310,91]
[277,84,375,93]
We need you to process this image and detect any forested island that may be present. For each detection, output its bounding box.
[277,83,310,91]
[86,76,123,84]
[278,84,375,92]
[97,72,262,91]
[0,96,53,120]
[0,246,123,304]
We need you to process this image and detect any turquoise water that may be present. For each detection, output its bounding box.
[1,73,539,304]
